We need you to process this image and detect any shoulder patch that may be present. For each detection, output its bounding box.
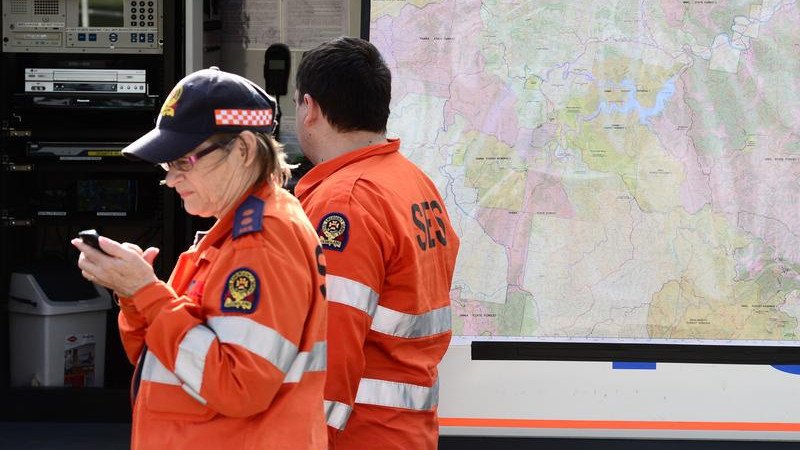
[233,195,265,239]
[220,268,260,313]
[317,212,349,252]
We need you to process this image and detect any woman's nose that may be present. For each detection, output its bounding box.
[164,168,181,188]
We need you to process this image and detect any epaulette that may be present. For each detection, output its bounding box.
[233,195,265,239]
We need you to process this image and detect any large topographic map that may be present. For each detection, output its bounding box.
[369,0,800,345]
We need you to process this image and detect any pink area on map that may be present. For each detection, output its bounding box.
[506,123,558,164]
[525,170,575,220]
[514,128,535,158]
[682,70,731,147]
[371,0,486,107]
[376,1,521,146]
[708,142,800,264]
[476,208,533,287]
[444,72,521,147]
[738,50,771,108]
[737,251,765,279]
[685,3,727,34]
[474,170,574,286]
[650,75,712,214]
[515,122,559,160]
[514,122,558,166]
[659,0,686,28]
[530,123,559,150]
[679,8,800,264]
[689,74,800,263]
[452,298,500,336]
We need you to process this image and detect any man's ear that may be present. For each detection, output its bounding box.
[237,131,258,167]
[302,93,322,126]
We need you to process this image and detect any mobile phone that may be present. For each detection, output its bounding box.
[78,229,109,255]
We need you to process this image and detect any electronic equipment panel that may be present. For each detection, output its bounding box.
[2,0,163,54]
[24,68,147,94]
[14,66,158,113]
[2,53,163,141]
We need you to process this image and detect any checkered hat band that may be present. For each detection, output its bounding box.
[214,109,273,126]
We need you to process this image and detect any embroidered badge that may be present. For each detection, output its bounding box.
[160,85,183,117]
[317,212,349,252]
[220,268,260,313]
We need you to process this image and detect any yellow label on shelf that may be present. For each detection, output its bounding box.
[87,150,122,157]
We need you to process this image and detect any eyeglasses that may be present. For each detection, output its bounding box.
[159,137,237,172]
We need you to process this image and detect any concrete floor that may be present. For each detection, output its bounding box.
[0,422,130,449]
[2,423,800,450]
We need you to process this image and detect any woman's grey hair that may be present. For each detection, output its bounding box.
[251,131,296,187]
[213,132,297,188]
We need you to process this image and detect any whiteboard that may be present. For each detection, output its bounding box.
[438,346,800,440]
[363,0,800,440]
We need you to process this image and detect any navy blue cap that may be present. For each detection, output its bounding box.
[122,67,277,163]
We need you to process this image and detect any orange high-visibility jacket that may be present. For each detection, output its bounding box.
[295,139,460,450]
[118,184,328,450]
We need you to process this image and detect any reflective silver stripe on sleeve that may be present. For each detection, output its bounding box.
[182,384,207,405]
[141,350,210,405]
[141,350,179,385]
[174,324,216,395]
[370,305,452,338]
[355,378,439,411]
[207,316,298,373]
[326,275,379,317]
[138,317,310,405]
[284,341,327,383]
[324,400,353,430]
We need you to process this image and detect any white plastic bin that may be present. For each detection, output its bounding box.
[8,269,112,388]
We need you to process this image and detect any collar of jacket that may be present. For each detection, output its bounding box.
[294,138,400,199]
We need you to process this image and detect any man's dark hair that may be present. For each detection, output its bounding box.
[296,36,391,133]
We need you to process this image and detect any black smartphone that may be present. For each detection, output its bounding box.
[78,229,109,255]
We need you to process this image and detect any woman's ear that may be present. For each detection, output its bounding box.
[237,131,258,167]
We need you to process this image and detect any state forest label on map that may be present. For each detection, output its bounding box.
[370,0,800,345]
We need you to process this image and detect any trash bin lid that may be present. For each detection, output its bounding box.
[8,264,113,315]
[21,264,98,302]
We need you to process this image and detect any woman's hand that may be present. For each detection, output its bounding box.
[72,236,160,297]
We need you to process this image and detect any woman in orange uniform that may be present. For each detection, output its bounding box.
[73,68,327,450]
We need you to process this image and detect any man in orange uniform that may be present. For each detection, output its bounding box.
[293,37,460,450]
[73,68,327,449]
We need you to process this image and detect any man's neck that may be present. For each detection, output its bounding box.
[310,129,388,164]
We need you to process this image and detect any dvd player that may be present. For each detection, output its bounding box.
[24,68,147,94]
